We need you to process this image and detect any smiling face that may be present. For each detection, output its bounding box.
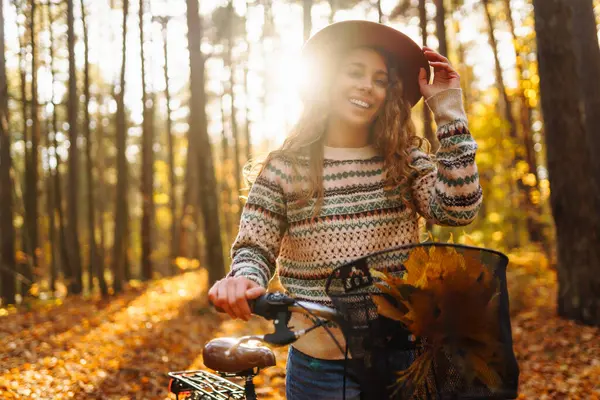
[328,47,389,130]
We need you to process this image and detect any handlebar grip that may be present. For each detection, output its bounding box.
[211,292,294,319]
[212,297,258,314]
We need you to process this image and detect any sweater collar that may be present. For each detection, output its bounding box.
[323,144,379,161]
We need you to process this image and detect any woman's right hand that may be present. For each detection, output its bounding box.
[208,276,266,321]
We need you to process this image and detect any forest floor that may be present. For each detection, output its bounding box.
[1,256,599,400]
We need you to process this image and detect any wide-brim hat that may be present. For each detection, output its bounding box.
[301,20,430,107]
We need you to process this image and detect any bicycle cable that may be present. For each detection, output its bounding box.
[295,301,346,356]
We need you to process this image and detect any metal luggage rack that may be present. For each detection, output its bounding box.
[168,369,246,400]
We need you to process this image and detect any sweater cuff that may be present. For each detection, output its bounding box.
[227,265,268,288]
[425,88,467,128]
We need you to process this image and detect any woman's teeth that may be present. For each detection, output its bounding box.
[349,98,370,109]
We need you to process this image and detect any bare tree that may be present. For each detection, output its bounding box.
[1,0,18,305]
[418,0,435,153]
[67,0,83,293]
[14,0,33,294]
[112,0,130,293]
[503,0,538,178]
[243,1,252,163]
[449,0,472,111]
[42,0,57,293]
[434,0,448,56]
[533,0,600,326]
[220,88,233,242]
[139,0,154,281]
[482,0,517,140]
[94,97,108,295]
[226,1,243,220]
[43,113,57,293]
[48,0,73,292]
[27,0,40,281]
[186,0,225,285]
[80,0,106,293]
[155,15,178,274]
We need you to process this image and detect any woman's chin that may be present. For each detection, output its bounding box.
[340,114,374,129]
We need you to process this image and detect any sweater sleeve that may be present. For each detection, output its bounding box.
[407,88,482,226]
[227,158,288,288]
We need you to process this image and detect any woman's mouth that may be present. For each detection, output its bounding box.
[348,98,371,109]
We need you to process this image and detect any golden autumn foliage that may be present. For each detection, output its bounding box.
[371,245,503,396]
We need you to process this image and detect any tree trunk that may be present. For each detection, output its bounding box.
[303,0,312,42]
[41,0,57,295]
[94,98,108,296]
[503,0,537,179]
[227,1,243,221]
[419,0,436,145]
[533,0,600,326]
[221,91,233,242]
[419,0,436,170]
[16,0,33,295]
[482,0,517,140]
[177,129,197,259]
[140,0,153,281]
[80,0,103,293]
[27,0,40,285]
[67,0,83,294]
[178,12,199,260]
[159,17,178,275]
[112,0,129,293]
[0,0,17,305]
[44,115,57,294]
[186,0,226,285]
[243,3,252,163]
[418,0,437,233]
[571,0,600,184]
[434,0,448,57]
[450,0,471,112]
[503,0,547,247]
[48,0,73,291]
[482,0,525,248]
[243,66,252,164]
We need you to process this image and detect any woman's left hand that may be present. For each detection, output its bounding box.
[418,46,461,99]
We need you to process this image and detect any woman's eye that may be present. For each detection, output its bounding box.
[347,69,362,78]
[375,79,388,87]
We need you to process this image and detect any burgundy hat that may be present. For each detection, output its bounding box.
[301,20,431,107]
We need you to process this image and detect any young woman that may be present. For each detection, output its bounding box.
[208,20,482,400]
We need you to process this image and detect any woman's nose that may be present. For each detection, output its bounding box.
[358,80,373,92]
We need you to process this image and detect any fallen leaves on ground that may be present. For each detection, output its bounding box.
[0,270,282,400]
[507,250,600,399]
[0,260,598,399]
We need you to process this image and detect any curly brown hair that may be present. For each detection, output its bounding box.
[245,46,426,216]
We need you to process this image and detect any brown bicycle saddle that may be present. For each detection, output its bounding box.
[202,337,276,374]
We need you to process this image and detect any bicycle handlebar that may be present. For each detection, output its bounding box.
[213,292,342,347]
[214,292,341,323]
[252,292,341,322]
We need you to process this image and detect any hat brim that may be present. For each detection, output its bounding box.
[301,20,430,107]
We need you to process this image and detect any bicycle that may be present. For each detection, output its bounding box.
[167,243,520,400]
[168,291,340,399]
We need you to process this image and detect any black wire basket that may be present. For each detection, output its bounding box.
[324,243,519,400]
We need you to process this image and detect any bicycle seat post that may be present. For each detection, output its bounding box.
[244,374,257,400]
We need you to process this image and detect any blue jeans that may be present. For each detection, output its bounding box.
[285,346,362,400]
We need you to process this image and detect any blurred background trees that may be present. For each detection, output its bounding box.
[0,0,599,325]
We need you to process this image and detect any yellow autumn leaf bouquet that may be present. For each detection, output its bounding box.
[370,243,504,397]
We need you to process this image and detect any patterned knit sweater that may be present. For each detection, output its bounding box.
[228,88,482,307]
